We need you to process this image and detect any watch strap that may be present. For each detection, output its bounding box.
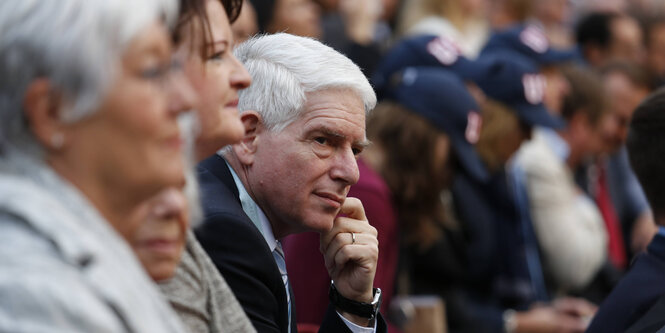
[328,282,381,320]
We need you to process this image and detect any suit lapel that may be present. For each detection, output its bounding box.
[197,154,292,333]
[198,154,240,202]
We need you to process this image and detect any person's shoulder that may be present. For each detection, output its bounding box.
[517,139,561,179]
[516,133,552,163]
[0,213,63,266]
[587,253,665,333]
[0,222,123,332]
[0,274,122,332]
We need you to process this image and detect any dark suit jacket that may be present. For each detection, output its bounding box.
[586,231,665,333]
[625,294,665,333]
[195,154,386,333]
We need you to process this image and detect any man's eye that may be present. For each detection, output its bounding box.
[314,137,328,145]
[352,147,362,156]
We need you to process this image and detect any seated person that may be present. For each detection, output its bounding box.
[587,88,665,333]
[195,33,387,332]
[515,65,611,295]
[148,0,256,332]
[0,0,192,331]
[367,67,488,333]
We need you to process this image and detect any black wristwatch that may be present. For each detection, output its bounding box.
[329,281,382,320]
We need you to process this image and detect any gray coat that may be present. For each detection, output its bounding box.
[0,152,186,333]
[160,231,256,333]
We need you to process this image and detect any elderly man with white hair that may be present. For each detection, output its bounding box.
[0,0,194,332]
[194,33,386,333]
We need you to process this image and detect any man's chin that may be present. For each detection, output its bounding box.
[301,214,337,234]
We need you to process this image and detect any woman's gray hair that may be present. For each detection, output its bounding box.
[233,33,377,133]
[0,0,178,155]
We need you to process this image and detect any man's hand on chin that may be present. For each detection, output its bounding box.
[320,197,379,327]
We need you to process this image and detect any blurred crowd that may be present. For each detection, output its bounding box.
[3,0,665,333]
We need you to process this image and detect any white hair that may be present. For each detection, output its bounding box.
[233,33,377,132]
[178,113,203,226]
[0,0,178,155]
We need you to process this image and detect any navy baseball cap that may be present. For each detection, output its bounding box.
[372,34,492,98]
[481,24,580,66]
[475,51,565,129]
[387,67,488,182]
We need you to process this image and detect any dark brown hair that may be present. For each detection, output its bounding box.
[367,102,454,249]
[600,60,653,91]
[173,0,243,56]
[560,65,608,126]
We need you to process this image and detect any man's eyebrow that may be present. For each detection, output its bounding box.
[314,126,370,148]
[356,139,371,149]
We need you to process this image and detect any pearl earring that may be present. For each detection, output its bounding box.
[50,133,64,149]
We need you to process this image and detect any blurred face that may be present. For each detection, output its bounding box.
[176,0,252,160]
[535,0,569,24]
[602,71,649,152]
[381,0,400,21]
[60,22,193,238]
[609,17,645,65]
[647,23,665,78]
[460,0,488,18]
[131,188,189,281]
[573,112,613,159]
[588,114,615,155]
[246,89,366,237]
[232,0,259,46]
[542,67,570,116]
[270,0,321,38]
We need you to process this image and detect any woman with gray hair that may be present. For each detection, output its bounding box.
[0,0,195,332]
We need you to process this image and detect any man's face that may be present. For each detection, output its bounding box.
[247,88,367,237]
[647,23,665,78]
[602,71,649,152]
[609,17,645,65]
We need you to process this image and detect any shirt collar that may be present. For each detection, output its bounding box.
[657,226,665,238]
[538,127,570,162]
[226,160,278,252]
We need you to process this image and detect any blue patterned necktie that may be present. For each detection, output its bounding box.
[273,241,292,332]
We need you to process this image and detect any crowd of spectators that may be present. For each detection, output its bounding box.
[3,0,665,333]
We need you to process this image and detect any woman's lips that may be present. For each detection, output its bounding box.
[165,136,183,150]
[225,99,239,108]
[138,238,179,256]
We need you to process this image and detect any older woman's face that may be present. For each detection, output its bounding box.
[176,0,252,160]
[61,21,193,239]
[131,187,189,281]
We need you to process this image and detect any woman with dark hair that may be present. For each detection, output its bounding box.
[364,67,487,332]
[126,0,256,332]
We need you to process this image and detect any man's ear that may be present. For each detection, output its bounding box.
[22,79,67,151]
[233,110,263,166]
